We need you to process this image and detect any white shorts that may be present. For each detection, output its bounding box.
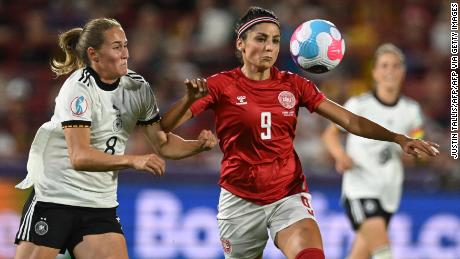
[217,188,317,259]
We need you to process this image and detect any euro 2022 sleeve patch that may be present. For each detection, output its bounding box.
[70,96,88,117]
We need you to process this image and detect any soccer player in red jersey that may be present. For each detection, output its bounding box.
[161,7,439,259]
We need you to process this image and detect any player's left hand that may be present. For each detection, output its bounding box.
[197,129,217,151]
[185,78,208,102]
[396,134,440,158]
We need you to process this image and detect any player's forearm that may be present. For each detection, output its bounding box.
[158,133,202,160]
[69,148,134,172]
[316,100,403,145]
[321,125,348,160]
[160,96,194,132]
[347,115,402,143]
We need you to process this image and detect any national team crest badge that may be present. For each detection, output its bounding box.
[70,96,88,117]
[278,91,296,109]
[112,105,123,132]
[34,220,48,236]
[364,200,377,213]
[113,118,122,132]
[220,238,232,254]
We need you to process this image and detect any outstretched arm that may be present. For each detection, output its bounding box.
[316,98,439,157]
[64,127,166,175]
[161,78,208,132]
[142,123,217,160]
[321,124,354,173]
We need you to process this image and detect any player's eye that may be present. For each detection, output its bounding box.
[256,37,265,42]
[273,38,280,44]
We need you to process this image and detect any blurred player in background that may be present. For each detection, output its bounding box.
[161,7,439,259]
[13,17,216,259]
[322,43,426,259]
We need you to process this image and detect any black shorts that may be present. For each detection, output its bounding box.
[15,190,124,255]
[343,197,393,231]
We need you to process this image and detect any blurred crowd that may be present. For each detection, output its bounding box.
[0,0,458,189]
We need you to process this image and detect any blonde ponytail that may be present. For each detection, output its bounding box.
[51,28,84,77]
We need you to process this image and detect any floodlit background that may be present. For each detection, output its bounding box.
[0,0,458,258]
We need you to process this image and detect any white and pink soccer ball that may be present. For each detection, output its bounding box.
[290,19,345,73]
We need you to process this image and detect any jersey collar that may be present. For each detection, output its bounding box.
[236,66,277,84]
[372,91,400,107]
[86,66,120,91]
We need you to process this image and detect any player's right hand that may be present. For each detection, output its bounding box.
[184,78,208,102]
[132,154,166,176]
[197,129,218,151]
[335,153,354,174]
[395,134,440,158]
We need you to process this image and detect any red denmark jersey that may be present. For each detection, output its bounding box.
[190,67,325,205]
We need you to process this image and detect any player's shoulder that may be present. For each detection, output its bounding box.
[62,67,91,89]
[206,68,239,89]
[208,68,238,81]
[350,92,374,103]
[343,92,374,108]
[121,69,149,89]
[275,68,315,85]
[399,95,421,108]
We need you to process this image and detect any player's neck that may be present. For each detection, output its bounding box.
[91,65,118,84]
[241,65,271,81]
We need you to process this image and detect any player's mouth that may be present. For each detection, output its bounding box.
[383,75,396,82]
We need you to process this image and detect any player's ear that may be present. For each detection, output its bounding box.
[371,66,378,81]
[87,47,99,62]
[236,38,245,53]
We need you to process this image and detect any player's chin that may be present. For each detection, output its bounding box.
[381,82,401,91]
[118,66,129,76]
[258,61,274,70]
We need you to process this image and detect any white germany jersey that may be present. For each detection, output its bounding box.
[16,67,160,208]
[341,92,423,212]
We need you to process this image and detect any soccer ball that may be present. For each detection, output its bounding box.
[290,19,345,74]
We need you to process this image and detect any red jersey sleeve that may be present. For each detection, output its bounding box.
[190,74,220,116]
[294,74,326,112]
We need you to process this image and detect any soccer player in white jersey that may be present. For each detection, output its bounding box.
[13,18,217,259]
[322,43,428,259]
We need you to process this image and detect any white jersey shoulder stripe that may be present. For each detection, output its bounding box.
[78,68,91,87]
[126,70,147,84]
[77,68,91,87]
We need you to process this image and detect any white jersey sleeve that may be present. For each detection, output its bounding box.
[137,83,161,125]
[55,70,93,127]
